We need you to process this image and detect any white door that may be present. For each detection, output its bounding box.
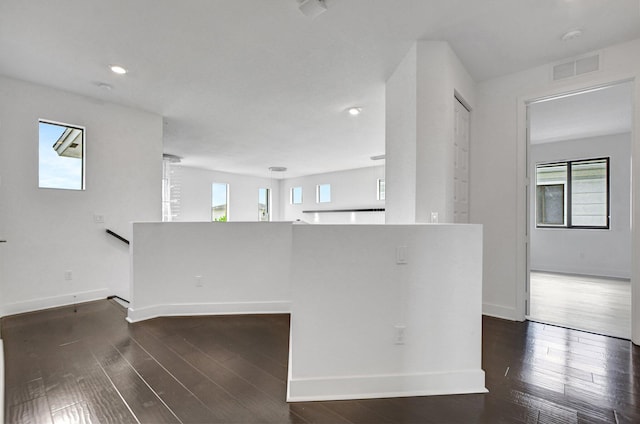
[454,98,470,223]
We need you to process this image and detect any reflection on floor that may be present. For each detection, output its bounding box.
[529,271,631,339]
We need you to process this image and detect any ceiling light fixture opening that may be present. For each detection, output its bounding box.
[110,65,128,75]
[298,0,327,19]
[348,107,362,116]
[561,29,583,41]
[96,82,113,90]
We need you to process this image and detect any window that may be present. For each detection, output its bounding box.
[212,183,228,221]
[377,179,385,201]
[258,188,270,221]
[38,120,85,190]
[535,158,609,229]
[291,186,303,205]
[316,184,331,203]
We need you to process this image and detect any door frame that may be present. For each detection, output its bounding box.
[515,74,639,345]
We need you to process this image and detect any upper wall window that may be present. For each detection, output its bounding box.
[38,120,85,190]
[212,182,228,221]
[291,186,303,204]
[377,179,385,201]
[316,184,331,203]
[536,158,609,229]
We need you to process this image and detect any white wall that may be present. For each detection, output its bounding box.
[386,41,475,224]
[280,166,385,224]
[288,224,485,401]
[471,38,640,328]
[128,222,293,322]
[0,76,162,316]
[171,165,281,222]
[530,133,631,278]
[128,222,485,401]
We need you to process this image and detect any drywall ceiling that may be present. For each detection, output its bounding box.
[529,81,634,144]
[1,0,639,178]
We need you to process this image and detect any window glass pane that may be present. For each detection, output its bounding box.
[259,188,269,221]
[317,184,331,203]
[212,183,228,221]
[291,186,303,204]
[571,159,607,227]
[39,121,84,190]
[536,164,566,226]
[536,184,565,225]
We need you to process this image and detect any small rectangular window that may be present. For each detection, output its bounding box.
[316,184,331,203]
[212,183,228,221]
[258,188,270,221]
[535,158,609,229]
[39,120,85,190]
[377,179,385,201]
[291,186,303,204]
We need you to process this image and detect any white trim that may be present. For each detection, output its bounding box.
[0,288,110,318]
[126,301,292,323]
[0,339,4,424]
[482,303,519,321]
[286,370,487,402]
[516,71,639,342]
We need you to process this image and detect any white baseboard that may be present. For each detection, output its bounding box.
[0,289,110,318]
[482,303,518,321]
[286,369,487,402]
[126,301,292,323]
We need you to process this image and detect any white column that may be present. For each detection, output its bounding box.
[385,41,475,224]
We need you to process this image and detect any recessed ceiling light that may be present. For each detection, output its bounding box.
[347,107,362,116]
[110,65,128,75]
[561,29,583,41]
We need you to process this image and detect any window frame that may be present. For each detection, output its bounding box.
[377,179,385,201]
[290,186,303,205]
[316,183,331,203]
[38,119,86,191]
[258,187,270,221]
[535,157,610,230]
[211,182,229,222]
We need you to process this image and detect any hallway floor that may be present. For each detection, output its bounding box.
[2,299,640,423]
[529,271,631,339]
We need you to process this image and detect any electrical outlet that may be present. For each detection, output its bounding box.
[64,270,73,281]
[394,325,406,345]
[430,212,439,223]
[195,275,203,287]
[93,214,105,224]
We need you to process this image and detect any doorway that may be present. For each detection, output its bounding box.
[526,81,633,339]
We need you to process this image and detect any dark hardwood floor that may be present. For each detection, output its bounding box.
[2,299,639,423]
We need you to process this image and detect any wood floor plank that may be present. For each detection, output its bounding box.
[92,342,181,424]
[6,396,53,424]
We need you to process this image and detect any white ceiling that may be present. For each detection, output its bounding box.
[529,81,634,144]
[1,0,639,178]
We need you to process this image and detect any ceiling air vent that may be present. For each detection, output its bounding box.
[552,54,600,81]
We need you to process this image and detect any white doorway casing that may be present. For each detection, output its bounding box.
[516,76,639,345]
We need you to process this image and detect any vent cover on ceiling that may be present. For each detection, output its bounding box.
[552,54,600,81]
